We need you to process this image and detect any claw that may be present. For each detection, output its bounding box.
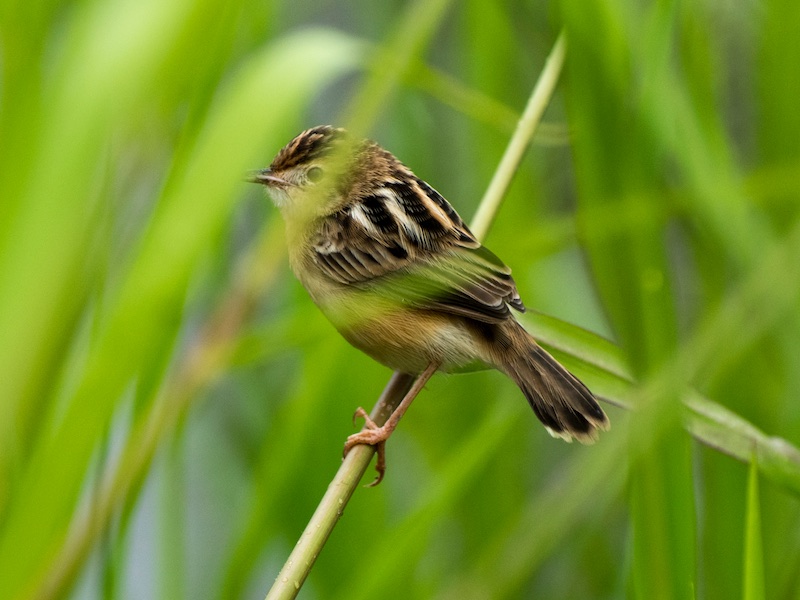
[366,443,386,486]
[351,407,378,429]
[342,425,391,485]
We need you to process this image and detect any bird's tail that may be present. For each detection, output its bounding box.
[502,326,609,443]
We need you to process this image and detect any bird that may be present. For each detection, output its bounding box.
[250,125,609,483]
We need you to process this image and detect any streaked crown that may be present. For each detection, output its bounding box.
[270,125,349,172]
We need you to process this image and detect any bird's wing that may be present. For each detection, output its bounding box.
[309,177,525,323]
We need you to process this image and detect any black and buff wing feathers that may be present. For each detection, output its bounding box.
[309,177,525,324]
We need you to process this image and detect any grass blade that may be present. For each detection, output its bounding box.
[743,457,765,600]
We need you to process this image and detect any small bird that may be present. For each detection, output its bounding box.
[251,125,608,482]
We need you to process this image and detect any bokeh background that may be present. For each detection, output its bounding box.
[2,0,799,598]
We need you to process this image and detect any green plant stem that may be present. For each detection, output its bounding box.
[470,31,567,240]
[263,29,569,600]
[263,372,414,600]
[525,315,800,498]
[743,456,766,600]
[27,221,288,600]
[685,394,800,496]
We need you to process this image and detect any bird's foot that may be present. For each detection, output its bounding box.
[343,407,391,486]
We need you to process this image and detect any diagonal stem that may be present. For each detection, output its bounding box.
[470,31,567,240]
[346,360,441,486]
[264,372,414,600]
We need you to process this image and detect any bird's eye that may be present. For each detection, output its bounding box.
[306,166,324,183]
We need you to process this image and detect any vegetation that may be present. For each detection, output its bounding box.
[1,0,798,598]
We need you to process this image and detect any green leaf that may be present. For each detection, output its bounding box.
[0,25,362,600]
[743,457,765,600]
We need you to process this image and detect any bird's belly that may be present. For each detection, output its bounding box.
[343,314,489,374]
[296,267,493,374]
[320,296,489,374]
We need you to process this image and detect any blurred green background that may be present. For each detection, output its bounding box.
[1,0,799,598]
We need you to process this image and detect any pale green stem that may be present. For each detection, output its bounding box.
[470,31,567,240]
[263,373,414,600]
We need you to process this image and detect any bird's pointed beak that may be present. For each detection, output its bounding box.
[247,168,290,187]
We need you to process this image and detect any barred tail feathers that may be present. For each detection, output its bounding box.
[504,333,609,443]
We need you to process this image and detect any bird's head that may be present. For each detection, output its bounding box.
[250,126,357,213]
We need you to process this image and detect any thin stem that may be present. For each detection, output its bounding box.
[28,223,288,600]
[350,360,441,487]
[470,31,567,240]
[264,372,414,600]
[264,29,570,600]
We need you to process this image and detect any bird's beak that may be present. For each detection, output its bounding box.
[247,168,290,187]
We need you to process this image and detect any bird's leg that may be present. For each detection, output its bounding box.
[344,361,440,486]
